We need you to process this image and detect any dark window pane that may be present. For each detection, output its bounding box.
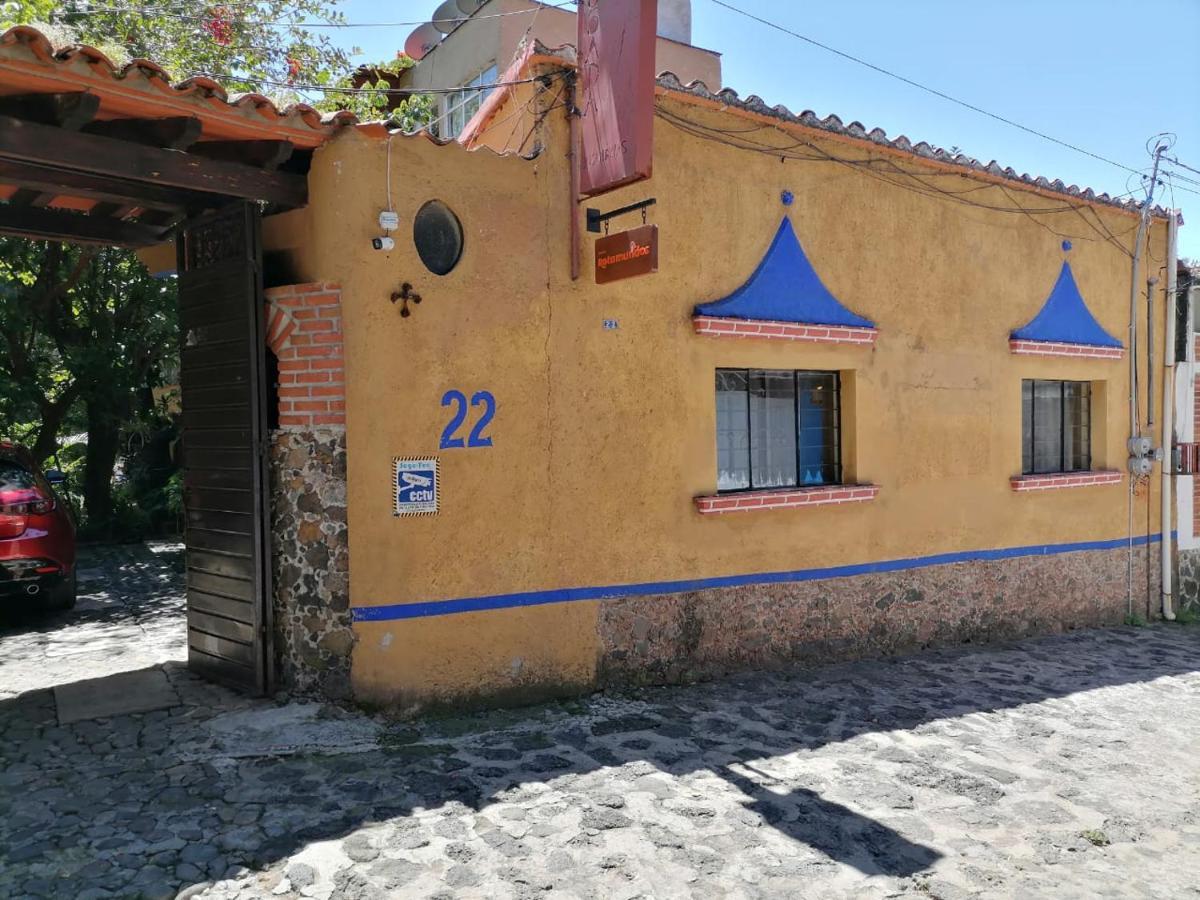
[750,370,798,488]
[1064,381,1091,471]
[1022,380,1033,474]
[797,372,839,485]
[716,370,750,491]
[1032,380,1063,474]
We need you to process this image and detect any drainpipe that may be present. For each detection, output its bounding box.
[1161,211,1179,620]
[566,72,582,282]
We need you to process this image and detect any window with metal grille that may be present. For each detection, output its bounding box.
[715,369,841,492]
[1021,379,1091,474]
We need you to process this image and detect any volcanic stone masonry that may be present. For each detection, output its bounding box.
[269,428,353,699]
[598,543,1163,687]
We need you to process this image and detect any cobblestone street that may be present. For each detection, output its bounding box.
[1,544,1198,899]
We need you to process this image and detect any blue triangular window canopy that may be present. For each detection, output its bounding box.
[1011,260,1122,349]
[694,216,875,329]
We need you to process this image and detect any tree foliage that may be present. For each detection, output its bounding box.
[322,55,437,133]
[0,239,177,530]
[2,0,354,98]
[0,1,435,129]
[0,1,430,533]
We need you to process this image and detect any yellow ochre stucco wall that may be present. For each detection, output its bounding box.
[296,97,1169,712]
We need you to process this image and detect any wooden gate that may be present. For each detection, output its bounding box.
[176,203,274,694]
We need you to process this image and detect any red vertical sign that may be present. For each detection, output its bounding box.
[577,0,657,197]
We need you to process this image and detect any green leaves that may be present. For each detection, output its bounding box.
[6,1,355,102]
[314,54,435,130]
[3,2,438,126]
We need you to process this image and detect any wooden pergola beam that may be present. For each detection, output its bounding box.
[0,205,169,247]
[5,187,53,207]
[0,114,307,208]
[88,202,138,220]
[0,92,99,130]
[83,116,203,150]
[0,159,211,213]
[192,139,294,170]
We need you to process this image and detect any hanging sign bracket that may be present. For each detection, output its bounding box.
[586,198,656,234]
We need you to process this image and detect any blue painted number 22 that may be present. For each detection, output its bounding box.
[440,389,496,449]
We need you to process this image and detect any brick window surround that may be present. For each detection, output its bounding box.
[264,283,344,428]
[695,484,879,514]
[1009,471,1122,491]
[694,315,877,346]
[1009,339,1123,360]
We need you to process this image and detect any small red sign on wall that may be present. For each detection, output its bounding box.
[595,225,658,284]
[577,0,657,197]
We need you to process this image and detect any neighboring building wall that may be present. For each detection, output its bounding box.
[1178,335,1200,609]
[295,95,1170,713]
[402,0,721,104]
[263,284,354,697]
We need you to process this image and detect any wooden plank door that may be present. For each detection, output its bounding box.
[175,203,274,694]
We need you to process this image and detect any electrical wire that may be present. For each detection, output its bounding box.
[196,71,565,96]
[1159,163,1200,192]
[705,0,1161,182]
[442,75,560,146]
[660,105,1087,212]
[657,101,1200,231]
[656,105,1146,255]
[1165,156,1200,179]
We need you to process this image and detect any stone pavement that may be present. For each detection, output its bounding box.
[0,542,186,701]
[1,544,1199,899]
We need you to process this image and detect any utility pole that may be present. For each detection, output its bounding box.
[1127,138,1168,618]
[1129,141,1167,440]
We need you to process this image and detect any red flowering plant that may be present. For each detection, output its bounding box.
[6,1,357,103]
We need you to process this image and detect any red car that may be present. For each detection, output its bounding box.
[0,442,76,611]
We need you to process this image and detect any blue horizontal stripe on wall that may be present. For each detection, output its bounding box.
[352,533,1169,623]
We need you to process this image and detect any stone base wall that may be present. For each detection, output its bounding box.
[270,428,353,699]
[598,544,1162,687]
[1177,548,1200,612]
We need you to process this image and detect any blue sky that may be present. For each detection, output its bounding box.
[336,0,1200,259]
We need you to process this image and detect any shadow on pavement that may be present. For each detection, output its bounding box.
[0,543,186,699]
[1,595,1197,896]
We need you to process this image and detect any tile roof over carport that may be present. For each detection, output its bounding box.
[0,25,358,247]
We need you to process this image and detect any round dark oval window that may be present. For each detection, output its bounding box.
[413,200,464,276]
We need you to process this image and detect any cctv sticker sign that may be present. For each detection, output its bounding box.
[394,458,438,516]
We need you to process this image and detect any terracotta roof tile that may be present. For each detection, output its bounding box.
[0,25,356,146]
[655,70,1167,218]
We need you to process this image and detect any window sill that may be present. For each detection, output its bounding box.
[1009,338,1123,359]
[1009,471,1122,492]
[695,484,879,514]
[694,315,877,346]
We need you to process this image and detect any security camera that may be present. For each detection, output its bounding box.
[371,236,395,251]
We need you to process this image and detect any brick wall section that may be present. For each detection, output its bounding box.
[693,315,877,346]
[1009,339,1124,360]
[264,283,344,429]
[1010,471,1122,491]
[695,484,879,514]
